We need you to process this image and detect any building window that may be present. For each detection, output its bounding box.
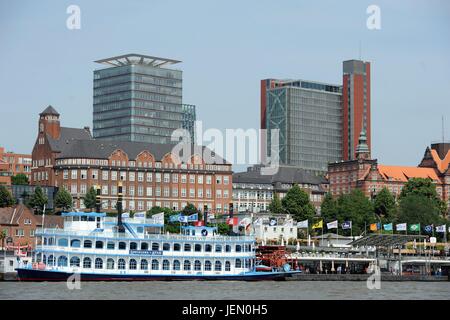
[102,170,109,181]
[172,174,178,183]
[164,173,170,183]
[181,175,187,183]
[155,173,161,183]
[71,170,77,179]
[129,172,135,182]
[198,175,203,184]
[95,258,103,269]
[63,170,68,180]
[118,259,126,270]
[206,176,212,185]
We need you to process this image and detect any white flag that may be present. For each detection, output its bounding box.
[327,220,338,229]
[239,217,251,226]
[134,211,146,218]
[254,218,263,225]
[297,219,308,228]
[283,219,294,227]
[121,212,130,218]
[396,223,407,231]
[435,225,446,233]
[152,212,164,225]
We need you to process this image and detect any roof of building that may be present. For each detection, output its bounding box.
[94,53,181,68]
[430,148,450,174]
[233,165,327,187]
[350,234,426,247]
[40,105,60,116]
[51,137,228,164]
[35,215,64,229]
[0,205,34,226]
[377,165,441,182]
[46,127,93,152]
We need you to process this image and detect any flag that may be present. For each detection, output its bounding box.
[283,219,294,227]
[239,217,251,227]
[226,217,238,225]
[436,225,446,233]
[134,211,146,218]
[424,225,433,233]
[152,212,164,224]
[297,219,308,229]
[121,212,130,218]
[383,223,393,231]
[194,221,204,227]
[178,215,189,223]
[169,214,181,223]
[254,218,263,226]
[409,224,420,232]
[187,213,198,222]
[327,220,338,229]
[341,221,352,230]
[370,223,378,231]
[396,223,407,231]
[269,218,277,226]
[208,213,215,220]
[312,220,323,229]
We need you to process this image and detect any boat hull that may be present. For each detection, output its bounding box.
[16,268,299,282]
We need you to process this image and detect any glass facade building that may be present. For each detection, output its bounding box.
[182,104,196,144]
[266,79,343,175]
[93,54,183,144]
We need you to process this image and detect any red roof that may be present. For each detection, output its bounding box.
[378,165,440,182]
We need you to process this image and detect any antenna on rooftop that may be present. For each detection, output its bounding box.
[358,40,362,60]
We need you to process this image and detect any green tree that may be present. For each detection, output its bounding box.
[54,188,73,212]
[336,189,375,236]
[11,173,29,185]
[398,194,444,226]
[320,193,338,221]
[399,177,447,215]
[0,185,15,207]
[0,229,7,250]
[268,193,283,214]
[182,202,202,220]
[28,186,48,213]
[216,222,231,235]
[281,184,316,222]
[83,186,97,211]
[374,187,397,221]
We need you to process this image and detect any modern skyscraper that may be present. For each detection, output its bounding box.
[182,104,196,144]
[93,54,184,144]
[264,79,343,175]
[342,59,371,160]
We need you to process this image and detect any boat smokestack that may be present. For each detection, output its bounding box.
[203,205,208,226]
[116,181,125,233]
[95,185,101,213]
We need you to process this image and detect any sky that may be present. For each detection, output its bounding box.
[1,0,449,171]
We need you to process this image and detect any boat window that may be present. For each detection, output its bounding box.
[184,260,191,271]
[57,256,67,267]
[152,243,159,251]
[118,259,126,270]
[42,255,46,264]
[47,255,55,266]
[107,241,115,250]
[81,216,88,221]
[129,259,137,270]
[95,241,104,249]
[184,244,191,252]
[58,238,68,247]
[204,260,212,271]
[137,227,144,233]
[194,244,202,252]
[235,245,242,252]
[173,260,180,270]
[173,243,181,251]
[225,245,231,252]
[163,243,170,251]
[83,257,91,268]
[152,259,159,270]
[48,237,55,246]
[70,239,81,248]
[141,242,148,250]
[245,259,250,268]
[95,258,103,269]
[88,216,95,222]
[70,256,80,267]
[141,259,148,270]
[43,238,47,245]
[130,242,138,250]
[107,258,114,270]
[235,259,242,268]
[118,242,126,250]
[84,240,92,248]
[194,260,201,271]
[205,244,212,252]
[162,259,170,270]
[73,216,80,222]
[225,261,231,271]
[215,245,222,252]
[215,261,222,271]
[246,244,251,252]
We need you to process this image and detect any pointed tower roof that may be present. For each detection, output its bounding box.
[356,130,370,157]
[40,105,60,116]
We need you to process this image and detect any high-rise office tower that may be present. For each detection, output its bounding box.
[263,79,343,175]
[342,60,371,160]
[93,54,184,144]
[182,104,196,144]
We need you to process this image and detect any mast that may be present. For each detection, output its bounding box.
[116,181,125,233]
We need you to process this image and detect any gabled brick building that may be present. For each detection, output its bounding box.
[31,106,233,213]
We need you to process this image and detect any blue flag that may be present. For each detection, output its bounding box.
[424,225,433,233]
[169,214,181,223]
[383,223,393,231]
[187,213,198,222]
[178,215,188,223]
[341,221,352,229]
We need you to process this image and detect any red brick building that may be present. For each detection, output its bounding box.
[0,147,32,185]
[0,204,63,249]
[31,106,233,213]
[328,131,450,209]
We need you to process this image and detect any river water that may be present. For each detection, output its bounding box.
[1,281,449,300]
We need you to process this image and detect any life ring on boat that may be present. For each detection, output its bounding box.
[201,229,208,236]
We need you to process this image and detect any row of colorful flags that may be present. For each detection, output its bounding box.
[295,219,449,233]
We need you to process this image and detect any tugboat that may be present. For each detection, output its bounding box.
[16,184,300,281]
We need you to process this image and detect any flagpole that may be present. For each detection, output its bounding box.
[350,221,352,239]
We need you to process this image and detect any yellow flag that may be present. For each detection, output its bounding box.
[370,223,378,231]
[312,220,323,229]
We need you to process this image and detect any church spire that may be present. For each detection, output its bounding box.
[356,129,370,160]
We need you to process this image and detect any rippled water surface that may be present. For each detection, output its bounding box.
[1,281,449,300]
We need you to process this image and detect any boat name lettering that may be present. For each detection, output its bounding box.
[129,250,163,255]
